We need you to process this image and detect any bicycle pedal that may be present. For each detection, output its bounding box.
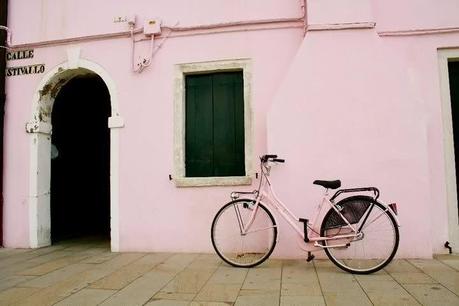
[306,252,315,262]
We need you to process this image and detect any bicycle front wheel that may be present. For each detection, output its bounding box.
[211,199,277,268]
[320,196,399,274]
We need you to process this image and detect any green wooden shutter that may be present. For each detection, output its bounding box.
[212,72,245,176]
[186,74,214,177]
[185,71,245,177]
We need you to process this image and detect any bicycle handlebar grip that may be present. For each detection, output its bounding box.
[261,154,278,162]
[272,158,285,163]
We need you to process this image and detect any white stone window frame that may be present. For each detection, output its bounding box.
[173,59,253,187]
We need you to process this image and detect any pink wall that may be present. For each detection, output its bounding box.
[4,0,304,250]
[308,0,374,25]
[268,30,432,257]
[268,1,459,257]
[373,0,459,32]
[115,29,303,251]
[8,0,301,44]
[3,0,459,257]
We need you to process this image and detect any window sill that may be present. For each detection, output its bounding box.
[174,176,252,187]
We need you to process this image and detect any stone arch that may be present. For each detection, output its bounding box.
[26,58,124,251]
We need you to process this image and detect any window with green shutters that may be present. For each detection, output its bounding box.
[185,71,245,177]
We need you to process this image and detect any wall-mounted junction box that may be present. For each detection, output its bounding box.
[144,19,162,35]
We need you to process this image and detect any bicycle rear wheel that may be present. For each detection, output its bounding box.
[320,196,399,274]
[211,199,277,268]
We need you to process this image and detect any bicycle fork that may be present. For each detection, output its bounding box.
[233,199,277,236]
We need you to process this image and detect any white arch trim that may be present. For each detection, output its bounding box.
[26,57,124,251]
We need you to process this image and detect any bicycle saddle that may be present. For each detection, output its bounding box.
[313,180,341,189]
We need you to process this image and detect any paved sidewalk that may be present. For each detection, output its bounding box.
[0,239,458,306]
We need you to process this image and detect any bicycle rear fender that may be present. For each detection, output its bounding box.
[335,195,400,227]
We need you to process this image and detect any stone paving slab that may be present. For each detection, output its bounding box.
[13,253,145,305]
[356,275,420,305]
[280,295,325,306]
[0,275,36,292]
[193,266,247,303]
[314,260,372,306]
[0,286,40,306]
[435,254,459,271]
[403,284,459,306]
[90,253,171,290]
[408,258,459,296]
[54,288,116,306]
[0,240,459,305]
[100,254,199,306]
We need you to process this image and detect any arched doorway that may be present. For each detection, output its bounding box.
[51,74,111,242]
[27,59,123,250]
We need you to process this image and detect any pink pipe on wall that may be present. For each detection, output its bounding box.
[9,16,306,50]
[9,1,309,50]
[378,26,459,36]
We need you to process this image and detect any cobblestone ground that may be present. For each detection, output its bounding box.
[0,238,458,305]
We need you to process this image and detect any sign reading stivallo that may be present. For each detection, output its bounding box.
[6,64,45,76]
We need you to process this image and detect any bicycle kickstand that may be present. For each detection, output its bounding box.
[299,218,315,262]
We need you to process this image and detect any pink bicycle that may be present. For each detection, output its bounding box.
[211,154,400,274]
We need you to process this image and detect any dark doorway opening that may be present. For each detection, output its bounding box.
[51,74,111,243]
[448,61,459,220]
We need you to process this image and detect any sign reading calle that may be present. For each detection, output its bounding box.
[6,49,34,61]
[5,49,45,76]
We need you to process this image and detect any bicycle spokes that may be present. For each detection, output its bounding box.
[321,200,399,274]
[211,200,277,268]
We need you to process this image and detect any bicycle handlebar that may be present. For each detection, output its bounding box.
[261,154,285,163]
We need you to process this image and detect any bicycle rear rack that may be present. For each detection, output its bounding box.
[230,190,258,200]
[330,187,380,202]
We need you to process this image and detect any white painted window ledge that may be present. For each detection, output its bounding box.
[174,176,252,187]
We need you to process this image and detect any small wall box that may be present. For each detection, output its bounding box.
[144,19,161,35]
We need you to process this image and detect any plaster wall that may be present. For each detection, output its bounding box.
[3,0,459,257]
[373,0,459,31]
[307,0,374,25]
[3,0,304,250]
[268,29,459,257]
[8,0,302,45]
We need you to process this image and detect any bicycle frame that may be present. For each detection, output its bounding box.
[231,162,364,253]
